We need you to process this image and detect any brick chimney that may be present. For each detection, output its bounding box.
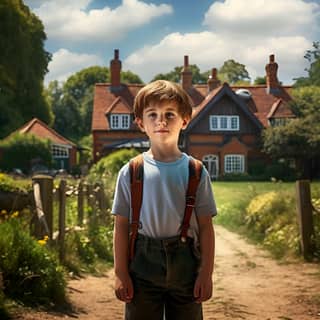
[110,49,121,88]
[181,55,192,91]
[265,54,280,94]
[207,68,221,92]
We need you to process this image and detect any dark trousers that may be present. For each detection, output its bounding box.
[125,234,202,320]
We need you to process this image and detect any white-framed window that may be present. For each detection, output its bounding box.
[269,118,290,127]
[52,145,69,158]
[210,115,239,131]
[224,155,245,173]
[110,114,130,129]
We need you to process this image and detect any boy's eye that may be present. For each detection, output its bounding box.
[165,112,175,119]
[147,112,157,118]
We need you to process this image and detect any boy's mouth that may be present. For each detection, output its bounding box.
[154,129,169,133]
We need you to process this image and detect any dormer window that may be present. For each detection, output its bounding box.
[110,114,130,129]
[210,115,239,131]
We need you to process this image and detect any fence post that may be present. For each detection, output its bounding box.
[32,175,53,239]
[77,180,84,226]
[58,179,67,261]
[296,180,314,259]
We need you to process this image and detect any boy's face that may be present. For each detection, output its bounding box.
[136,101,189,145]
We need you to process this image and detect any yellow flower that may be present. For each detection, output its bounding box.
[38,235,49,246]
[0,209,7,216]
[11,211,19,218]
[38,239,46,246]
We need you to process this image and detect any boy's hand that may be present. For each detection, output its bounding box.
[115,272,134,303]
[193,270,213,303]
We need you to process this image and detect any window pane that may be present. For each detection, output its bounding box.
[210,116,218,130]
[231,116,239,130]
[225,155,244,173]
[220,117,228,129]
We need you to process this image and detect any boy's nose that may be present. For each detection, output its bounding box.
[157,115,167,126]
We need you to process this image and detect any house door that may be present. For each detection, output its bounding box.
[202,155,219,180]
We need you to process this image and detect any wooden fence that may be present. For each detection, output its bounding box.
[296,180,318,260]
[31,175,109,261]
[29,177,318,261]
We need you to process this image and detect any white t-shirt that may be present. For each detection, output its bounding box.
[112,152,217,244]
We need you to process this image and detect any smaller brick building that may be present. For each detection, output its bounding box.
[92,50,295,178]
[4,118,77,171]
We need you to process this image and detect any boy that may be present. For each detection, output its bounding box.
[112,80,217,320]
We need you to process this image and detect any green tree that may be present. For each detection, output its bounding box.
[47,66,143,142]
[254,76,267,85]
[294,42,320,87]
[219,59,250,84]
[121,70,143,84]
[151,65,208,84]
[0,0,52,138]
[262,86,320,178]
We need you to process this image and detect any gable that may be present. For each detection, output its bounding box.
[92,83,143,131]
[267,99,295,119]
[105,96,132,114]
[9,118,76,147]
[186,83,263,134]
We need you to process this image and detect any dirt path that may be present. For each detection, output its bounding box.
[12,225,320,320]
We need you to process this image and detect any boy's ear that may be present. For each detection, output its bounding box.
[181,118,190,130]
[135,117,145,132]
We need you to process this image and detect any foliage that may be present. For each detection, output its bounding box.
[0,218,66,305]
[219,59,250,84]
[152,64,208,84]
[121,70,143,84]
[151,59,251,85]
[214,181,320,259]
[0,133,52,173]
[78,134,93,166]
[89,148,139,181]
[46,66,143,142]
[0,173,30,193]
[294,41,320,87]
[262,86,320,178]
[253,76,266,85]
[0,0,52,139]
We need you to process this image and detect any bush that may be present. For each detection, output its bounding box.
[245,190,299,257]
[0,133,52,174]
[0,219,66,305]
[89,148,139,180]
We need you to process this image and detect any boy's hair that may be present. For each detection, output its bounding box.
[133,80,193,120]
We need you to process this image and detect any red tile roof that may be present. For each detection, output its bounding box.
[11,118,76,147]
[92,82,293,131]
[92,83,143,130]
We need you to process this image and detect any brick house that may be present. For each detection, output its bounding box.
[92,50,294,178]
[3,118,77,171]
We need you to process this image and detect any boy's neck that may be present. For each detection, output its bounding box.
[146,147,182,163]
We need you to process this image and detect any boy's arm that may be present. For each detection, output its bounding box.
[193,215,215,303]
[113,214,134,303]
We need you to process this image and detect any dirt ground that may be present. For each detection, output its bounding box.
[11,225,320,320]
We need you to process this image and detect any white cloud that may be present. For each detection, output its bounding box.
[45,49,104,84]
[32,0,173,43]
[125,31,311,84]
[125,0,318,83]
[203,0,320,38]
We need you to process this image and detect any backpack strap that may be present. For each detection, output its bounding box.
[129,154,144,261]
[180,158,203,242]
[128,155,203,259]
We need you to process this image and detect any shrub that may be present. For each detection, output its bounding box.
[245,190,299,257]
[89,148,139,180]
[0,219,66,305]
[0,133,52,174]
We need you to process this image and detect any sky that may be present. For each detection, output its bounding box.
[24,0,320,86]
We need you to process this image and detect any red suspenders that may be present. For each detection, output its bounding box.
[128,154,203,260]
